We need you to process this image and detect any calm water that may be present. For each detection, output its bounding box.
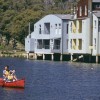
[0,58,100,100]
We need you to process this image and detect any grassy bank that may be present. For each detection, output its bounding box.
[0,50,27,58]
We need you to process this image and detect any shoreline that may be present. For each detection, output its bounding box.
[0,50,28,58]
[0,50,99,64]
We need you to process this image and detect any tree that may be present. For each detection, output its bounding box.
[0,0,78,45]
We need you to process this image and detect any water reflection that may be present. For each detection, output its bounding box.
[3,87,24,92]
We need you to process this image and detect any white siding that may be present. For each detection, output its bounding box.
[68,18,91,54]
[92,14,99,55]
[25,38,34,52]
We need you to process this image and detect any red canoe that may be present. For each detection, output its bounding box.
[0,78,25,88]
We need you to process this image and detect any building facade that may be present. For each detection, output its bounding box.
[25,14,71,60]
[68,0,92,55]
[92,0,100,62]
[93,11,100,55]
[25,0,100,62]
[68,0,100,62]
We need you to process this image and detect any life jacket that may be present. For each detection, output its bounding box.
[5,70,10,76]
[8,75,13,80]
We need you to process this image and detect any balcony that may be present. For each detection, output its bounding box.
[43,45,50,49]
[72,45,77,50]
[78,29,82,33]
[54,45,60,49]
[37,39,50,50]
[73,29,76,33]
[37,45,50,49]
[37,45,42,49]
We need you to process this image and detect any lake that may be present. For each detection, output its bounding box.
[0,57,100,100]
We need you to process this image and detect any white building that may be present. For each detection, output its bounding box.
[92,11,100,56]
[25,14,71,60]
[68,0,100,63]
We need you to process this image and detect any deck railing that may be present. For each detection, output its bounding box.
[43,45,50,49]
[37,45,50,49]
[53,45,60,49]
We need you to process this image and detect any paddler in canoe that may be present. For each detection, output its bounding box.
[3,65,17,82]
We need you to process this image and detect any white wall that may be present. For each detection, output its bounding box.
[68,18,91,54]
[32,15,62,39]
[25,38,34,52]
[92,14,99,55]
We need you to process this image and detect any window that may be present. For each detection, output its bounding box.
[55,24,57,29]
[99,21,100,26]
[94,38,96,50]
[78,39,82,50]
[78,20,82,33]
[94,20,96,28]
[80,6,82,16]
[39,25,41,34]
[70,22,72,33]
[54,39,60,49]
[85,5,87,16]
[99,21,100,32]
[37,40,42,49]
[55,24,58,34]
[67,24,69,34]
[70,39,72,49]
[96,4,100,8]
[43,40,50,49]
[44,23,50,34]
[58,24,61,34]
[73,39,76,50]
[59,24,61,29]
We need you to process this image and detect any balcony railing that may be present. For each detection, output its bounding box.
[43,45,50,49]
[78,29,82,33]
[37,45,50,49]
[72,45,77,50]
[72,29,82,34]
[37,45,42,49]
[73,29,76,33]
[53,45,60,49]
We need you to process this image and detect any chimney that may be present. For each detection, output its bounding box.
[88,0,92,16]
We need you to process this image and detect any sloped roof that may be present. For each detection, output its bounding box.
[54,14,71,20]
[93,0,100,2]
[94,11,100,17]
